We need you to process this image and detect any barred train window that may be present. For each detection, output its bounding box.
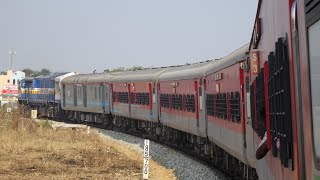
[308,19,320,159]
[160,94,169,108]
[172,94,182,111]
[186,94,195,112]
[230,92,240,123]
[206,94,214,116]
[216,93,227,119]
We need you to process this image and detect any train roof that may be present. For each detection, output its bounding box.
[204,44,249,75]
[55,72,77,82]
[157,60,214,81]
[157,44,248,81]
[110,68,170,82]
[62,72,119,84]
[34,72,70,80]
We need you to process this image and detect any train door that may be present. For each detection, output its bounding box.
[101,83,106,112]
[303,1,320,178]
[198,78,206,136]
[149,83,153,117]
[83,85,87,108]
[158,83,161,119]
[73,85,77,107]
[151,83,157,120]
[110,83,114,113]
[62,85,66,107]
[239,64,247,146]
[128,83,131,116]
[26,80,32,103]
[105,83,111,113]
[243,60,256,164]
[194,80,199,127]
[290,1,306,179]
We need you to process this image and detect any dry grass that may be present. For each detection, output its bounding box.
[0,108,175,180]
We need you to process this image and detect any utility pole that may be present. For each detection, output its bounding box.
[8,49,16,70]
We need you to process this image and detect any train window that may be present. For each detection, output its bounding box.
[112,92,118,102]
[145,93,150,105]
[308,19,320,159]
[216,93,227,119]
[173,94,177,110]
[166,94,169,108]
[182,95,186,111]
[120,92,128,103]
[141,93,145,105]
[171,94,182,111]
[255,70,266,138]
[160,94,169,108]
[186,94,195,112]
[130,92,135,104]
[206,94,214,116]
[186,95,190,112]
[228,92,241,123]
[227,93,231,121]
[268,37,293,168]
[136,93,140,104]
[141,93,144,105]
[144,93,147,105]
[172,94,176,110]
[138,93,142,104]
[134,92,149,105]
[191,95,195,112]
[178,95,182,111]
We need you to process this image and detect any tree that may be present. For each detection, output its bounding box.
[22,68,35,77]
[104,66,145,73]
[39,68,50,76]
[127,66,144,71]
[110,67,125,72]
[22,68,51,77]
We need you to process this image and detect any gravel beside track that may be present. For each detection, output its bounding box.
[96,128,226,180]
[45,120,225,180]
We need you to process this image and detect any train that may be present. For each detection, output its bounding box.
[18,0,320,179]
[19,72,77,118]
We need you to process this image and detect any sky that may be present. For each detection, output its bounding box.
[0,0,258,73]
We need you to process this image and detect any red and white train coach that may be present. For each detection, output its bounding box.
[157,62,211,139]
[248,0,320,179]
[204,45,251,167]
[110,69,167,132]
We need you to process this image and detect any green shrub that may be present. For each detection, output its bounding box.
[40,119,52,129]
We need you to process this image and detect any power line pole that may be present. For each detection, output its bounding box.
[8,49,16,70]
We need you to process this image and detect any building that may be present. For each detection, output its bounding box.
[0,69,25,98]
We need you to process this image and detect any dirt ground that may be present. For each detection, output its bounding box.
[0,109,175,180]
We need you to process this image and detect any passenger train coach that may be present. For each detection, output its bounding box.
[18,0,320,179]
